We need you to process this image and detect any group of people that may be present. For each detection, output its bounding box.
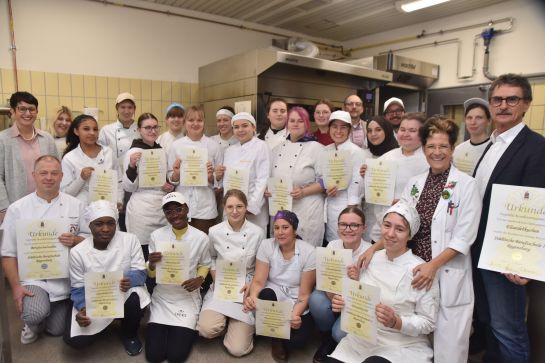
[0,72,543,363]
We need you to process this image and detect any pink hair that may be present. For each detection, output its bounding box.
[288,106,312,136]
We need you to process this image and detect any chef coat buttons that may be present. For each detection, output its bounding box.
[294,155,297,157]
[433,240,437,243]
[445,269,449,273]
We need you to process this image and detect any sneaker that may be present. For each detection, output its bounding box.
[21,324,38,344]
[271,338,287,363]
[313,333,337,363]
[122,336,143,356]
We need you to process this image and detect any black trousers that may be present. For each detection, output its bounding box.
[325,356,392,363]
[145,323,197,363]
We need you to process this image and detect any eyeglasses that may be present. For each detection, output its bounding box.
[424,144,451,151]
[489,96,528,107]
[163,206,188,216]
[16,106,38,114]
[344,102,363,107]
[338,222,363,231]
[141,125,161,131]
[385,109,404,115]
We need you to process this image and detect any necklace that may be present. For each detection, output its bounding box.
[20,128,36,141]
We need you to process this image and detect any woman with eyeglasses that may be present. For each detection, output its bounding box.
[122,113,174,260]
[309,206,372,363]
[313,99,334,146]
[49,106,73,155]
[197,189,265,357]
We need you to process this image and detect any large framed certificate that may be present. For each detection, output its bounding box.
[256,299,291,339]
[84,270,124,319]
[16,219,69,280]
[316,247,352,294]
[89,168,118,204]
[323,150,350,190]
[179,147,208,187]
[155,241,190,285]
[340,279,380,344]
[364,159,396,206]
[268,176,293,216]
[223,168,249,196]
[138,149,167,188]
[213,259,246,303]
[478,184,545,281]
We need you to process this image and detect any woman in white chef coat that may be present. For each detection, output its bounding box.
[122,113,174,260]
[49,105,72,155]
[145,192,211,363]
[157,102,185,153]
[197,189,265,357]
[269,106,324,246]
[215,112,271,231]
[211,106,238,153]
[453,98,491,176]
[243,210,316,362]
[322,110,365,243]
[64,200,150,356]
[309,206,373,363]
[327,202,439,363]
[61,114,120,206]
[258,98,289,150]
[168,105,222,234]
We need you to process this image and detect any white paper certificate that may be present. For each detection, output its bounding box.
[256,299,291,339]
[138,149,167,188]
[364,159,397,206]
[341,279,380,344]
[155,241,190,285]
[84,270,124,319]
[223,168,250,196]
[89,168,118,204]
[316,247,352,294]
[478,184,545,281]
[213,259,246,303]
[16,219,70,280]
[268,176,293,216]
[180,147,208,187]
[323,150,350,190]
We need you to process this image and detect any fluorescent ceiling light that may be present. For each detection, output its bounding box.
[396,0,450,13]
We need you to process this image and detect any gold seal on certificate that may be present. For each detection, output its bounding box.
[316,247,352,295]
[364,159,396,206]
[223,168,250,196]
[340,278,380,344]
[323,150,350,190]
[156,241,190,285]
[268,176,293,216]
[89,167,118,204]
[16,219,70,280]
[255,299,291,339]
[179,147,208,187]
[84,270,124,319]
[213,259,246,303]
[478,184,545,281]
[138,149,167,188]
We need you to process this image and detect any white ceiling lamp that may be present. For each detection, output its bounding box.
[395,0,451,13]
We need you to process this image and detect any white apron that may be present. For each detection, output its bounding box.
[126,191,166,245]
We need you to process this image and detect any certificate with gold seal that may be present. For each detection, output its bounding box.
[89,167,118,204]
[223,167,250,196]
[316,247,352,294]
[340,279,379,344]
[16,219,70,280]
[478,184,545,281]
[180,147,208,187]
[156,241,190,285]
[256,299,291,339]
[268,176,293,216]
[213,259,246,303]
[84,270,124,319]
[323,150,350,190]
[138,149,167,188]
[364,159,397,206]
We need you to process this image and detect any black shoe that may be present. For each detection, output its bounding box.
[122,336,143,356]
[313,333,337,363]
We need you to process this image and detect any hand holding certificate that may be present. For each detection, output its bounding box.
[138,149,167,188]
[179,147,208,187]
[316,247,352,294]
[323,150,350,190]
[223,168,250,196]
[89,168,118,204]
[256,299,291,339]
[268,176,293,216]
[364,159,396,206]
[84,270,124,319]
[156,241,190,285]
[341,279,380,344]
[213,259,246,303]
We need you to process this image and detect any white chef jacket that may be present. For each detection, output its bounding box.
[61,144,121,205]
[54,137,67,156]
[326,239,372,262]
[1,192,89,301]
[157,131,183,154]
[148,225,211,329]
[210,134,238,155]
[167,135,222,220]
[98,120,139,172]
[271,140,325,246]
[264,128,288,150]
[330,249,439,363]
[453,139,490,176]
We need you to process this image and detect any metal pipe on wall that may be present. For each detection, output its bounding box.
[7,0,18,91]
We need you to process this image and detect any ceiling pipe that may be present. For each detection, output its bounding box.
[7,0,18,91]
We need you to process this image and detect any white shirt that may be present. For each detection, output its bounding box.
[264,128,288,150]
[453,139,490,176]
[210,134,238,155]
[157,131,183,154]
[474,122,525,198]
[327,239,372,262]
[98,120,139,170]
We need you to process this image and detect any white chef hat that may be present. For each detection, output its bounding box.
[383,202,420,238]
[86,200,118,224]
[216,108,234,119]
[328,110,351,125]
[231,112,256,126]
[383,97,405,112]
[162,192,188,207]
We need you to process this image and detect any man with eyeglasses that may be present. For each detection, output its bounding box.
[472,73,545,363]
[382,97,405,132]
[343,94,368,149]
[0,91,59,224]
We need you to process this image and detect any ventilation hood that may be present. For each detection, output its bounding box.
[373,53,439,89]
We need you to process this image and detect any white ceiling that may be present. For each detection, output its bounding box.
[141,0,509,42]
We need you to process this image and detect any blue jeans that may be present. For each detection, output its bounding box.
[309,290,345,342]
[479,269,529,363]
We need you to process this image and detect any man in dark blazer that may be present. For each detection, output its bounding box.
[472,73,545,363]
